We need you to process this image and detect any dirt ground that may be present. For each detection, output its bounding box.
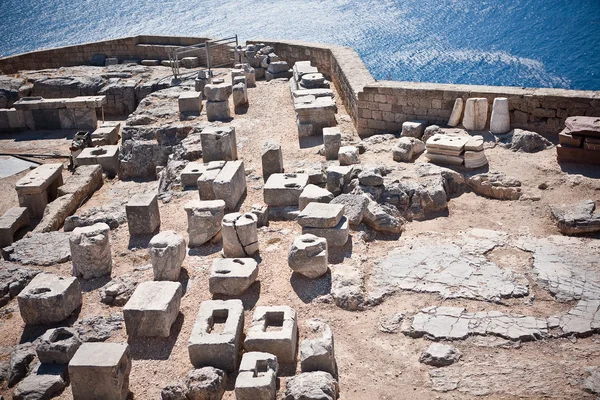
[1,67,600,400]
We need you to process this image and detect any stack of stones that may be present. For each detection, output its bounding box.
[425,133,487,168]
[194,69,210,97]
[557,116,600,166]
[297,203,349,248]
[204,82,232,122]
[234,43,282,80]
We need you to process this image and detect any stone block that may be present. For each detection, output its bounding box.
[201,126,238,162]
[181,57,200,68]
[16,163,63,219]
[206,101,231,122]
[298,184,334,211]
[251,203,269,227]
[36,327,81,364]
[222,212,259,257]
[209,258,258,295]
[302,216,350,247]
[213,160,247,211]
[288,234,328,278]
[490,97,510,134]
[323,127,341,160]
[149,230,186,281]
[233,63,257,87]
[0,207,29,248]
[70,222,112,279]
[91,125,120,146]
[267,61,290,74]
[188,299,244,372]
[235,352,278,400]
[326,165,352,196]
[184,199,226,247]
[178,91,203,114]
[232,83,248,108]
[401,120,427,139]
[464,150,488,169]
[297,202,344,228]
[300,319,336,375]
[75,145,120,178]
[204,83,232,102]
[181,161,224,188]
[17,273,82,325]
[338,146,360,166]
[463,98,488,130]
[69,342,131,400]
[141,59,160,66]
[263,173,309,207]
[123,281,182,337]
[261,142,284,181]
[244,306,298,364]
[447,98,464,127]
[58,108,98,130]
[426,134,469,156]
[126,193,160,236]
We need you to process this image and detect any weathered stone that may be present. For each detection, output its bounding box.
[509,129,553,153]
[462,98,488,130]
[467,172,522,200]
[584,366,600,395]
[549,200,600,235]
[126,193,160,236]
[288,234,328,278]
[0,266,41,307]
[206,101,230,122]
[184,200,226,247]
[245,306,298,364]
[8,344,36,387]
[463,150,488,169]
[74,314,124,342]
[178,91,203,114]
[330,194,369,227]
[69,342,131,400]
[323,127,341,160]
[393,137,426,162]
[233,63,257,87]
[250,203,269,227]
[222,212,259,257]
[13,364,66,400]
[91,125,120,146]
[263,173,309,206]
[261,142,284,181]
[195,162,226,198]
[149,230,186,281]
[283,371,339,400]
[183,367,227,400]
[18,273,82,325]
[401,120,427,139]
[326,166,352,196]
[0,207,29,248]
[36,327,81,364]
[299,184,334,211]
[181,161,221,188]
[331,264,365,311]
[123,281,182,337]
[15,163,63,219]
[70,223,112,279]
[100,274,140,306]
[201,126,237,162]
[298,202,344,229]
[75,145,120,178]
[302,216,349,247]
[337,146,360,166]
[490,97,510,134]
[300,319,336,375]
[213,160,246,210]
[203,83,232,102]
[422,125,443,143]
[419,343,461,367]
[378,313,405,334]
[161,382,188,400]
[363,202,404,234]
[358,170,383,186]
[447,98,464,127]
[188,299,244,372]
[232,83,248,108]
[209,258,258,296]
[235,352,277,400]
[426,133,469,156]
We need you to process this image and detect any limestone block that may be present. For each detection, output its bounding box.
[178,91,203,114]
[204,83,232,102]
[213,160,247,211]
[180,160,225,188]
[209,258,258,295]
[447,98,464,127]
[75,145,120,178]
[300,319,336,375]
[298,184,334,211]
[426,134,469,156]
[17,273,82,325]
[195,77,209,95]
[0,207,29,248]
[16,163,63,219]
[126,193,160,236]
[197,162,226,200]
[251,203,269,227]
[181,57,200,69]
[141,60,160,66]
[206,101,231,122]
[188,299,244,372]
[91,125,120,146]
[70,222,112,279]
[302,216,350,247]
[323,127,341,160]
[401,120,427,139]
[462,98,488,130]
[297,203,344,228]
[222,212,259,257]
[69,342,131,400]
[293,61,319,81]
[393,137,426,162]
[326,165,353,196]
[288,234,328,278]
[465,135,484,151]
[235,352,278,400]
[284,372,339,400]
[58,108,98,130]
[201,126,238,162]
[123,281,182,337]
[338,146,360,166]
[233,76,247,86]
[149,230,186,281]
[36,327,81,364]
[234,63,257,87]
[261,142,284,181]
[13,364,66,399]
[490,97,510,134]
[232,83,248,108]
[330,194,369,227]
[464,150,488,169]
[424,152,464,165]
[263,173,309,206]
[244,306,298,364]
[301,73,329,89]
[184,200,226,247]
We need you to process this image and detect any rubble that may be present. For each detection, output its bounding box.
[508,129,553,152]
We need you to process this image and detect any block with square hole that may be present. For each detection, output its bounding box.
[123,281,182,337]
[209,258,258,296]
[188,299,244,372]
[235,352,278,400]
[263,173,309,207]
[244,306,298,364]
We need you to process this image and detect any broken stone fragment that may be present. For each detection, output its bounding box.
[392,137,425,162]
[549,200,600,235]
[490,97,510,134]
[401,120,427,139]
[419,343,461,367]
[300,319,336,376]
[149,230,186,281]
[363,202,404,234]
[70,222,113,279]
[508,129,553,153]
[184,200,226,247]
[36,327,81,364]
[337,146,360,166]
[467,172,522,200]
[298,184,334,211]
[288,234,328,279]
[283,371,339,400]
[330,194,369,227]
[462,98,488,130]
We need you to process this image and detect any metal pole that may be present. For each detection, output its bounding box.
[206,40,212,78]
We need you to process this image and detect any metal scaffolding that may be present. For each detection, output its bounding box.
[167,35,238,79]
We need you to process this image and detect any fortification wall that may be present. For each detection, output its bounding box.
[0,35,232,74]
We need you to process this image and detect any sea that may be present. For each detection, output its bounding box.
[1,0,599,90]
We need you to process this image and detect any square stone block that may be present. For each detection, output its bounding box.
[17,273,82,325]
[178,92,203,114]
[263,173,309,207]
[206,101,231,122]
[126,193,160,236]
[235,352,278,400]
[188,299,244,372]
[123,281,182,337]
[297,203,344,228]
[209,258,258,296]
[184,199,226,247]
[16,163,63,218]
[302,216,350,247]
[75,145,120,178]
[213,160,247,211]
[0,206,30,248]
[197,162,226,200]
[244,306,298,364]
[200,126,238,162]
[298,184,333,211]
[69,342,131,400]
[261,142,284,181]
[204,83,232,102]
[180,160,224,188]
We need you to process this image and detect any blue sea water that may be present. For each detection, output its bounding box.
[1,0,599,90]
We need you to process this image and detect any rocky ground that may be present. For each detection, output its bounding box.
[1,65,600,399]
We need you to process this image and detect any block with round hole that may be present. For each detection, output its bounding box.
[263,173,309,207]
[209,258,258,295]
[288,234,328,278]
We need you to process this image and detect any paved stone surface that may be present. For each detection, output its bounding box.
[3,232,71,266]
[403,306,548,341]
[370,229,528,303]
[419,343,461,367]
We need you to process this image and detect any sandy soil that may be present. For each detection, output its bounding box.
[1,67,600,400]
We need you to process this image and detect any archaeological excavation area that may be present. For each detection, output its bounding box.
[0,36,599,400]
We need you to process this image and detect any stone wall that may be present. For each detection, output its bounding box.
[0,35,233,74]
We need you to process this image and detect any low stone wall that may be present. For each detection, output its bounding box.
[0,35,233,74]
